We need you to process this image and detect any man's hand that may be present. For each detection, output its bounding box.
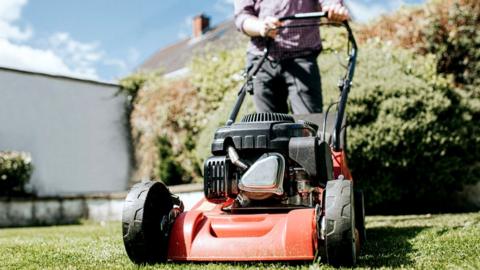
[259,16,282,38]
[242,16,282,38]
[323,4,350,22]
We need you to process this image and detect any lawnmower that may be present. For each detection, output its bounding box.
[122,12,365,267]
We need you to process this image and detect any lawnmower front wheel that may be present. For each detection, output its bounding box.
[324,179,358,267]
[354,189,366,247]
[122,180,182,264]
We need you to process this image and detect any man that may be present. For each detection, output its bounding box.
[234,0,349,114]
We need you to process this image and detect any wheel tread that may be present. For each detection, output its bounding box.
[122,180,176,264]
[324,179,357,267]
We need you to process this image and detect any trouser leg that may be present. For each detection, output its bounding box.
[283,56,323,114]
[248,55,288,113]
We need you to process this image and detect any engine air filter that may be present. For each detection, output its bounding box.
[240,112,294,123]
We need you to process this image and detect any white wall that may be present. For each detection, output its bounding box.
[0,68,130,196]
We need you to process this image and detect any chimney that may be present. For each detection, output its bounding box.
[193,14,210,38]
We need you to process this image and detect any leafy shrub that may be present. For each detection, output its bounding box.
[127,77,204,184]
[358,0,480,87]
[422,0,480,86]
[0,151,33,195]
[119,71,163,103]
[189,48,246,111]
[346,41,480,212]
[353,0,480,212]
[155,136,185,185]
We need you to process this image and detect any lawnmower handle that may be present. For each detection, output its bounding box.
[279,11,328,21]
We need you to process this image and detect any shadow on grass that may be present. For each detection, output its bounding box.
[149,227,427,269]
[358,226,426,268]
[162,261,311,270]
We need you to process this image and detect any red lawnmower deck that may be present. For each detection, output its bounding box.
[168,202,316,261]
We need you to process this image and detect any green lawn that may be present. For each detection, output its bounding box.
[0,212,479,270]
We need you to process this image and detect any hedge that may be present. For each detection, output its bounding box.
[0,151,33,196]
[346,41,479,212]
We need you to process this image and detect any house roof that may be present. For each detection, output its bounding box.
[139,18,246,74]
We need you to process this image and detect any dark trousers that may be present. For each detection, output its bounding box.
[247,53,323,114]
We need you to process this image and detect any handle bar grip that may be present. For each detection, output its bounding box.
[278,12,356,51]
[279,11,328,21]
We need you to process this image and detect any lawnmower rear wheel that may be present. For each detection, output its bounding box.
[324,179,357,267]
[122,180,175,264]
[354,189,367,247]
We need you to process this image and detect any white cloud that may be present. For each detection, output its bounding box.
[0,20,32,41]
[48,32,103,79]
[0,0,32,41]
[0,39,73,76]
[0,0,27,21]
[0,0,108,80]
[0,33,103,80]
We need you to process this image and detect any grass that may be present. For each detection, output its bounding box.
[0,212,479,270]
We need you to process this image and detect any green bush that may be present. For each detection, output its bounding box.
[123,77,203,184]
[155,136,186,185]
[352,0,480,212]
[189,48,246,111]
[0,151,33,195]
[358,0,480,91]
[118,71,164,103]
[346,41,480,212]
[421,0,480,86]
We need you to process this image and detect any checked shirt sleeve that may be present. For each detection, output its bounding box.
[234,0,258,33]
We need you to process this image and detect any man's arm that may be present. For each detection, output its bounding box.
[234,0,281,38]
[242,16,281,38]
[320,0,350,22]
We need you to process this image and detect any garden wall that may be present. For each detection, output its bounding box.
[0,67,131,196]
[0,183,203,227]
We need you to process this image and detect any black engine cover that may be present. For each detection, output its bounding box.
[211,113,316,155]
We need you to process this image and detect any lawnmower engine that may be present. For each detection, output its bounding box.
[204,112,334,210]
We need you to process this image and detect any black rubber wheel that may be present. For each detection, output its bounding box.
[122,180,174,264]
[324,179,357,267]
[354,189,367,247]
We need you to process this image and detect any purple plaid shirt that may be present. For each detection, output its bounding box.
[234,0,343,60]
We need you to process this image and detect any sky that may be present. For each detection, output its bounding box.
[0,0,424,82]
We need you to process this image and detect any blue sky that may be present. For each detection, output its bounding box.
[0,0,424,82]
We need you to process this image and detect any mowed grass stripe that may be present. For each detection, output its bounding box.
[0,212,478,269]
